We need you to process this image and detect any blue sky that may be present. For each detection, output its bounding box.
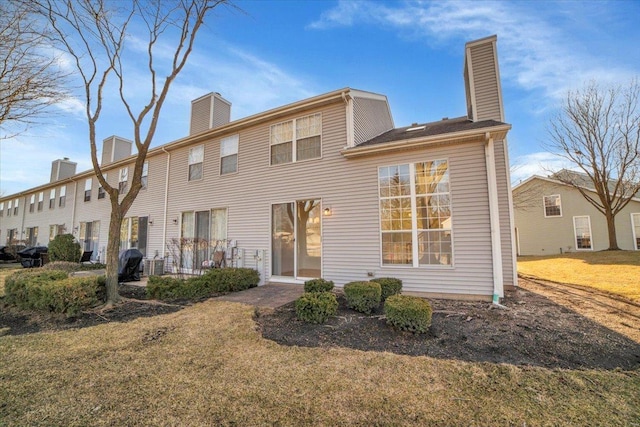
[1,0,639,196]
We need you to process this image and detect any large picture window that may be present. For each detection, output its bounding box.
[270,113,321,165]
[379,160,452,266]
[544,195,562,217]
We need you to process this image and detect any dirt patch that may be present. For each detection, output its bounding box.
[257,283,640,370]
[0,284,187,336]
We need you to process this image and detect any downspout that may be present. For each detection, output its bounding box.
[484,133,505,305]
[161,147,171,259]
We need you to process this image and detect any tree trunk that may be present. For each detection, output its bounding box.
[606,211,620,250]
[105,207,124,305]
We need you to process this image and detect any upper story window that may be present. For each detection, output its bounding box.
[38,192,43,211]
[0,202,4,217]
[29,194,35,213]
[59,186,66,208]
[270,113,322,166]
[98,173,107,199]
[84,178,92,202]
[141,162,149,189]
[7,200,12,217]
[13,198,19,215]
[220,135,238,175]
[544,194,562,217]
[188,145,204,181]
[119,167,128,193]
[49,189,56,209]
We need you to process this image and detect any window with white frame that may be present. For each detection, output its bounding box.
[59,186,66,208]
[270,113,321,165]
[49,189,56,209]
[7,200,12,217]
[98,173,107,199]
[188,145,204,181]
[573,216,592,250]
[632,213,640,250]
[49,224,65,241]
[544,194,562,217]
[13,198,19,215]
[120,216,148,257]
[379,160,452,266]
[38,192,43,211]
[119,167,128,193]
[220,135,238,175]
[141,162,149,189]
[26,227,38,247]
[84,178,92,202]
[29,194,35,213]
[0,202,3,217]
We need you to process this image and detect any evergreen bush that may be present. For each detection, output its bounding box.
[384,294,433,333]
[371,277,403,301]
[295,291,338,324]
[48,234,81,263]
[343,281,381,314]
[303,278,334,293]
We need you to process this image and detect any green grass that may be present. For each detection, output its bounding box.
[518,251,640,302]
[0,266,20,297]
[1,300,638,426]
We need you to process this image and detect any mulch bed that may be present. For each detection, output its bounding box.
[256,287,640,370]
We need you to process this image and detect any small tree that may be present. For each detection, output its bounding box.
[546,79,640,250]
[48,234,81,262]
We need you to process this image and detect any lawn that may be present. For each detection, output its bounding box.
[1,300,639,426]
[518,251,640,302]
[0,265,19,297]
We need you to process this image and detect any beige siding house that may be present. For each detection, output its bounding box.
[0,35,515,301]
[514,175,640,255]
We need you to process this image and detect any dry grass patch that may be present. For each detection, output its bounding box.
[518,251,640,302]
[0,266,20,297]
[1,300,639,426]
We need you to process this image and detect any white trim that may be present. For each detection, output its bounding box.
[631,213,640,250]
[543,194,562,218]
[485,137,504,300]
[573,215,593,251]
[465,47,477,122]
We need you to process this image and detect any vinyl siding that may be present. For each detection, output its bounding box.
[190,96,212,135]
[353,96,393,145]
[101,138,114,165]
[468,43,502,122]
[213,98,231,128]
[493,139,515,287]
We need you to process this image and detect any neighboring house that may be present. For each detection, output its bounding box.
[0,35,515,301]
[513,174,640,255]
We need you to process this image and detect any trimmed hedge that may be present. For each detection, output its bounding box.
[295,291,338,324]
[41,261,106,272]
[48,234,81,262]
[4,269,104,317]
[146,268,260,300]
[343,281,381,314]
[371,277,403,301]
[303,278,334,293]
[384,294,433,333]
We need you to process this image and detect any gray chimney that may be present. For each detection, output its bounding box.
[463,35,504,122]
[50,157,77,183]
[189,92,231,136]
[101,135,133,166]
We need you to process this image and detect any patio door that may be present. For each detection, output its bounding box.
[271,200,321,280]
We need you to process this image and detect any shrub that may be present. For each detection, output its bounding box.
[295,291,338,324]
[48,234,81,263]
[147,268,260,300]
[371,277,403,301]
[146,276,186,300]
[303,278,334,293]
[203,268,260,293]
[4,269,104,317]
[343,281,381,314]
[384,294,433,333]
[41,261,107,273]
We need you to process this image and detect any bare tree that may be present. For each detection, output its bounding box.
[0,1,68,138]
[546,79,640,250]
[31,0,230,305]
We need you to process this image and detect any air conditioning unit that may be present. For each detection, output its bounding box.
[144,259,164,276]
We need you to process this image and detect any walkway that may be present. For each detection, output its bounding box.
[216,282,304,309]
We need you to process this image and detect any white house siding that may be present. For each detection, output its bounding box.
[514,178,640,255]
[493,139,515,287]
[190,96,212,135]
[353,96,393,145]
[467,42,502,122]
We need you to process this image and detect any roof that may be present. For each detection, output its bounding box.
[357,117,508,147]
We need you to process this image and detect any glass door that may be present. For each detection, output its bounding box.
[272,203,295,277]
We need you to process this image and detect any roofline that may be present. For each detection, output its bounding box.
[513,174,640,203]
[340,124,511,158]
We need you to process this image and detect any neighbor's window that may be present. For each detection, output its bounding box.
[29,194,35,213]
[38,192,43,211]
[544,194,562,217]
[141,162,149,189]
[84,178,92,202]
[98,173,107,199]
[220,135,238,175]
[13,198,19,215]
[49,189,56,209]
[58,186,66,208]
[119,167,128,193]
[188,145,204,181]
[573,216,592,250]
[379,160,452,266]
[270,113,321,165]
[0,202,3,217]
[632,213,640,250]
[7,200,12,217]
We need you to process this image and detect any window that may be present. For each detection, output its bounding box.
[38,192,43,211]
[119,167,128,193]
[7,200,12,217]
[188,145,204,181]
[29,195,35,213]
[544,195,562,217]
[141,162,149,189]
[6,228,17,245]
[13,198,19,215]
[79,220,101,256]
[49,224,65,241]
[632,213,640,250]
[98,173,107,199]
[84,178,92,202]
[220,135,238,175]
[26,227,38,247]
[0,202,3,217]
[270,113,321,165]
[379,160,452,266]
[179,208,227,269]
[59,186,66,208]
[49,189,56,209]
[120,216,147,257]
[573,216,592,250]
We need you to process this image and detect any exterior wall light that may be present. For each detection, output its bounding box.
[323,207,332,217]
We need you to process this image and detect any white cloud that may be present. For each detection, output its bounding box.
[510,151,575,184]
